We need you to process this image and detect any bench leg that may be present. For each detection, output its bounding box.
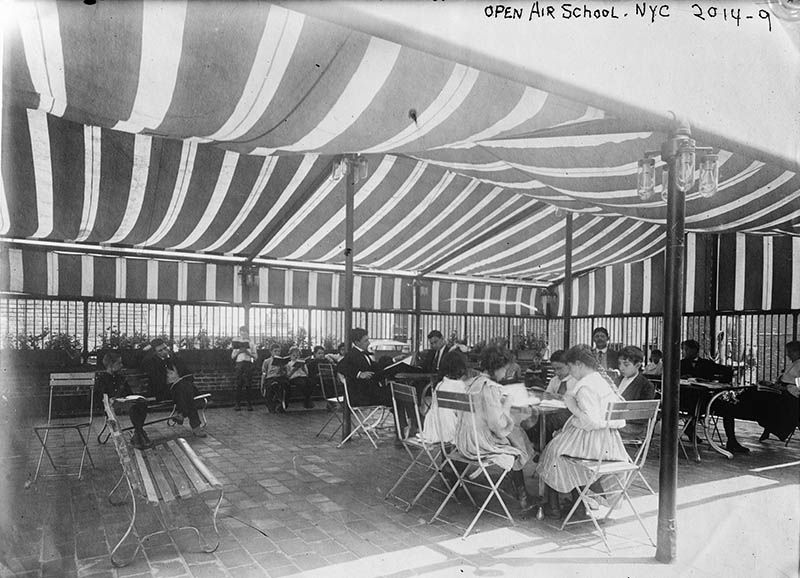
[176,488,224,553]
[97,418,111,445]
[109,476,141,568]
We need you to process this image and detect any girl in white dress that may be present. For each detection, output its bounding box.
[536,344,627,518]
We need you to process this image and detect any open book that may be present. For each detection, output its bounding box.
[383,356,423,376]
[232,340,251,349]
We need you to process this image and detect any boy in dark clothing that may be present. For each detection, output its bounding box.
[97,351,153,449]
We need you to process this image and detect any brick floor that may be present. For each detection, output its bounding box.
[1,404,798,577]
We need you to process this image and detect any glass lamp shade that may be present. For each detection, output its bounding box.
[660,167,669,202]
[637,158,656,199]
[675,142,696,192]
[698,153,719,198]
[358,157,369,180]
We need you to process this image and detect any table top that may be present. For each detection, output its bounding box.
[679,379,753,391]
[393,372,438,381]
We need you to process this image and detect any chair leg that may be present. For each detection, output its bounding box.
[785,428,796,447]
[463,468,513,538]
[316,413,339,438]
[76,427,94,479]
[561,482,611,554]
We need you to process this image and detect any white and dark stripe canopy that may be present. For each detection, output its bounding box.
[2,2,798,289]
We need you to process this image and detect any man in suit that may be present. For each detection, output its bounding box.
[420,330,468,382]
[592,326,619,383]
[336,328,392,407]
[142,338,207,437]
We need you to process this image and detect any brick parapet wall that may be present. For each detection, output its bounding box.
[0,353,322,418]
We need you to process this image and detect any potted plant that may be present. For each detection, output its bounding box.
[514,332,549,366]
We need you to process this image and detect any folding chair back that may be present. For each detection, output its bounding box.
[315,363,343,440]
[388,381,424,438]
[33,372,97,482]
[317,362,341,400]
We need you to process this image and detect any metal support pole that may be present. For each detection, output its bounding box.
[342,157,355,441]
[563,212,573,349]
[413,279,422,354]
[82,301,90,364]
[656,143,686,564]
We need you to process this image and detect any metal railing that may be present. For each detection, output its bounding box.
[1,297,797,383]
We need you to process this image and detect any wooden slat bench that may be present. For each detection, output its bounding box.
[102,394,223,567]
[96,371,211,444]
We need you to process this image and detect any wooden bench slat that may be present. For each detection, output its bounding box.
[132,449,160,504]
[160,444,194,499]
[176,438,221,489]
[167,440,212,494]
[146,450,176,503]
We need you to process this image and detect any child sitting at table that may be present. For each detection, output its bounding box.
[521,350,575,451]
[537,344,627,520]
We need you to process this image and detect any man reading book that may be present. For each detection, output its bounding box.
[231,326,255,411]
[97,351,152,449]
[142,338,207,437]
[261,345,290,413]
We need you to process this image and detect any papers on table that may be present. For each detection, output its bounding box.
[539,399,567,409]
[503,383,539,407]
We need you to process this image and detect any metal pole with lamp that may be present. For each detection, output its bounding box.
[637,116,719,563]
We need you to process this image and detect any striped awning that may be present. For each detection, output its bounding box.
[559,233,800,315]
[2,2,798,288]
[0,246,545,314]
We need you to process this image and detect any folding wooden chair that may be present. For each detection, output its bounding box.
[315,362,344,440]
[336,373,390,449]
[429,389,514,538]
[33,372,96,482]
[560,399,661,554]
[384,381,452,511]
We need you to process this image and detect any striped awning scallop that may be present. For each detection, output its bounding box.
[0,246,545,314]
[2,2,798,290]
[557,233,800,315]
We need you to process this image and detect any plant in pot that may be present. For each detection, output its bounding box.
[514,332,549,366]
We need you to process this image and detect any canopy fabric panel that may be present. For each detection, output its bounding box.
[2,1,798,290]
[0,246,544,314]
[558,233,800,315]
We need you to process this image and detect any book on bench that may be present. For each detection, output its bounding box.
[116,394,149,402]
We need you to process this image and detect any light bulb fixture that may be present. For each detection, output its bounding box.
[675,138,696,193]
[660,167,669,202]
[358,156,368,180]
[637,157,656,199]
[698,152,719,198]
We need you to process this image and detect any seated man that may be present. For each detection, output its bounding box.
[287,346,315,409]
[337,328,392,408]
[420,330,469,383]
[757,340,800,442]
[142,339,207,438]
[680,339,747,454]
[97,351,153,449]
[261,345,289,413]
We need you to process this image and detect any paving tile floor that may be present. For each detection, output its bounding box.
[1,404,798,577]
